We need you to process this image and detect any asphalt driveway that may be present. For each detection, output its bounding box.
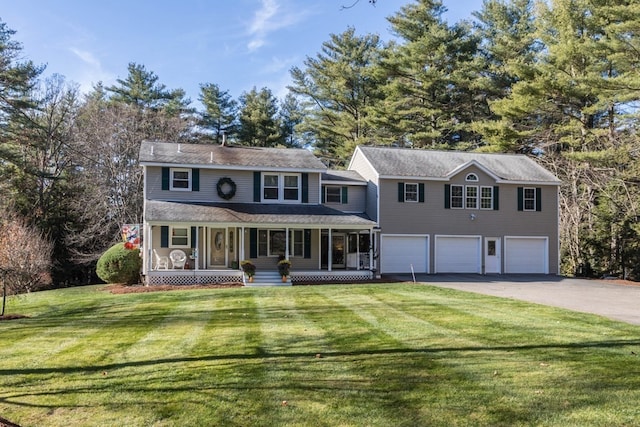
[384,274,640,326]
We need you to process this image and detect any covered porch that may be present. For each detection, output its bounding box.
[142,200,378,286]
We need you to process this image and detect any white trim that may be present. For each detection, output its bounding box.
[321,179,367,186]
[261,172,302,204]
[169,168,192,191]
[446,160,501,181]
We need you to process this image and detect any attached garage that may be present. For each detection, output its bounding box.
[505,237,548,274]
[381,235,429,274]
[435,236,481,273]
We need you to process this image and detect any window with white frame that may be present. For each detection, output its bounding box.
[480,186,493,209]
[404,183,419,202]
[262,173,300,202]
[451,185,464,208]
[170,226,190,247]
[466,173,479,182]
[170,168,191,191]
[257,229,304,257]
[524,187,536,211]
[263,174,279,200]
[466,186,478,209]
[325,186,342,203]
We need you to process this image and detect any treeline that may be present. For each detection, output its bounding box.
[1,0,640,286]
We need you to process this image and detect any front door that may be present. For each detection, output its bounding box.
[210,228,226,267]
[485,238,501,274]
[332,234,346,268]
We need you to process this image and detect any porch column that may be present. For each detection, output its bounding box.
[356,232,361,270]
[318,229,322,270]
[146,224,152,274]
[285,227,290,260]
[240,227,245,264]
[328,228,333,272]
[369,229,374,270]
[194,226,199,271]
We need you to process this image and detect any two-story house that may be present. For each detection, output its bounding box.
[348,146,561,275]
[139,141,377,285]
[139,141,561,285]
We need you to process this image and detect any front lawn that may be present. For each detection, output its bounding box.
[0,284,638,426]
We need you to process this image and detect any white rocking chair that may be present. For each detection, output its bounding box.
[169,249,187,269]
[153,249,169,270]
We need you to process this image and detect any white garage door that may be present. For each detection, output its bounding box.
[505,237,548,273]
[381,235,428,274]
[435,236,481,273]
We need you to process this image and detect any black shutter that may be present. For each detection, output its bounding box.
[249,228,258,258]
[341,186,348,204]
[160,226,169,248]
[418,183,425,203]
[253,172,261,202]
[302,173,309,203]
[304,229,311,259]
[192,169,200,191]
[517,187,524,211]
[321,186,326,203]
[493,186,499,210]
[536,188,542,211]
[191,227,197,248]
[162,167,170,190]
[398,182,404,202]
[444,184,451,209]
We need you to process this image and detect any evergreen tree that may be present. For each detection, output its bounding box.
[237,87,281,147]
[278,93,305,148]
[289,27,384,166]
[374,0,483,149]
[197,83,237,144]
[106,62,190,114]
[471,0,540,152]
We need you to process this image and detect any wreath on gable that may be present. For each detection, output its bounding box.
[216,177,237,200]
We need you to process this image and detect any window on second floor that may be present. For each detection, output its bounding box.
[447,184,498,210]
[523,187,536,211]
[325,186,342,203]
[262,173,300,202]
[404,183,419,202]
[162,167,199,192]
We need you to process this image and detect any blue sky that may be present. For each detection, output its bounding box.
[1,0,484,104]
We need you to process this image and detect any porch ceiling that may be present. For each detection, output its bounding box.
[145,200,376,228]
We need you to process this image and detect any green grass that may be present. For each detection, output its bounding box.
[1,283,639,426]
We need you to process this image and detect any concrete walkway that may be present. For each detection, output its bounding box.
[384,274,640,326]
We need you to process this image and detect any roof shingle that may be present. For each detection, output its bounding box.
[139,140,327,171]
[356,146,560,184]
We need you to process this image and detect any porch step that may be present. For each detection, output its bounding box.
[246,271,291,287]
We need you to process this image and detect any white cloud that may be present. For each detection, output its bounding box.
[246,0,308,52]
[68,47,115,93]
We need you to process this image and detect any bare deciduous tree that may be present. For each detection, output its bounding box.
[0,211,53,315]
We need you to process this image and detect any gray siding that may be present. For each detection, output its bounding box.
[146,166,321,204]
[377,166,559,273]
[348,150,379,221]
[322,185,366,213]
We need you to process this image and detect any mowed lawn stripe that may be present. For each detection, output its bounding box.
[342,284,640,425]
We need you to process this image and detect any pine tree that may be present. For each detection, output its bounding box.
[197,83,238,144]
[289,27,384,166]
[237,87,281,147]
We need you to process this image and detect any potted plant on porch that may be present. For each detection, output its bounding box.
[277,257,291,282]
[240,260,256,283]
